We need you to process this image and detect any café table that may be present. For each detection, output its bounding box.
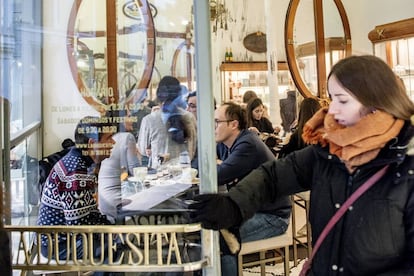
[116,174,199,225]
[115,175,202,269]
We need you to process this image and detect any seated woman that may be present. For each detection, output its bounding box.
[98,131,140,223]
[246,97,275,134]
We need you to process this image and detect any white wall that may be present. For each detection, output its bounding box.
[43,0,99,156]
[343,0,414,55]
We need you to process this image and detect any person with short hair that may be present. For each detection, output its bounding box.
[137,76,197,169]
[242,90,258,106]
[245,97,275,134]
[214,102,291,276]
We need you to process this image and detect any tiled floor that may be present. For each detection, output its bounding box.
[243,259,305,276]
[242,200,309,276]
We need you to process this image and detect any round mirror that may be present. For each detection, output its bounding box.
[285,0,351,99]
[66,0,155,113]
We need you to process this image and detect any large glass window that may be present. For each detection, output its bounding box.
[1,0,42,224]
[2,0,218,274]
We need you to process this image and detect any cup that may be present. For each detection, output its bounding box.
[181,167,198,182]
[190,168,198,179]
[168,164,182,177]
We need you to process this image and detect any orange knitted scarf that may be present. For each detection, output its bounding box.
[302,107,404,173]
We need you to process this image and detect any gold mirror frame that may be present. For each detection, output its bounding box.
[66,0,156,113]
[285,0,352,99]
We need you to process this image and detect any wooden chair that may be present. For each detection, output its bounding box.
[237,222,292,276]
[291,192,312,266]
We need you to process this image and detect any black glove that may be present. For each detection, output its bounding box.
[188,194,242,230]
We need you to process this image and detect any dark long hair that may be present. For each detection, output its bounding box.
[222,102,247,130]
[328,55,414,120]
[246,97,264,128]
[295,97,321,148]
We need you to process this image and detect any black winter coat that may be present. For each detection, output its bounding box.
[228,121,414,275]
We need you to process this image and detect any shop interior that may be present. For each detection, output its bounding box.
[1,0,413,275]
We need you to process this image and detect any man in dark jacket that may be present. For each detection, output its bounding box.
[191,55,414,275]
[214,102,291,276]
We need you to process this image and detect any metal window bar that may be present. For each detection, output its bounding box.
[6,224,209,273]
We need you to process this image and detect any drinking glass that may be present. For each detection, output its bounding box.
[133,167,148,188]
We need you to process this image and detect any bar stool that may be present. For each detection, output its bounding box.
[291,191,312,266]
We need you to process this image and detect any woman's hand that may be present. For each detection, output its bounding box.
[248,127,260,134]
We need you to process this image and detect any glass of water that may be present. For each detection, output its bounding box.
[133,167,148,187]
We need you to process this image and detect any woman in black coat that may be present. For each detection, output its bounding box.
[245,97,274,134]
[191,55,414,275]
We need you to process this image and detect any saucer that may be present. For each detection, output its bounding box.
[128,177,143,182]
[179,177,200,185]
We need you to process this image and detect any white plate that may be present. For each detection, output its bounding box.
[146,174,158,180]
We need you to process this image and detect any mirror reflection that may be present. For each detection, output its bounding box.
[293,0,316,95]
[285,0,351,98]
[68,0,155,112]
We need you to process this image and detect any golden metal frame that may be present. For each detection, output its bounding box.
[7,224,208,273]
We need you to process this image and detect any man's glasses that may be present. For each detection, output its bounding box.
[214,119,233,128]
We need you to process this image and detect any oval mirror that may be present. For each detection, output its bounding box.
[285,0,351,99]
[66,0,155,113]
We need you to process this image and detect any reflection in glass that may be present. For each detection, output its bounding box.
[285,0,351,98]
[10,131,40,222]
[68,0,154,111]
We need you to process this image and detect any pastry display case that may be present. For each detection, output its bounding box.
[219,61,291,108]
[295,37,348,97]
[284,0,352,99]
[368,18,414,100]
